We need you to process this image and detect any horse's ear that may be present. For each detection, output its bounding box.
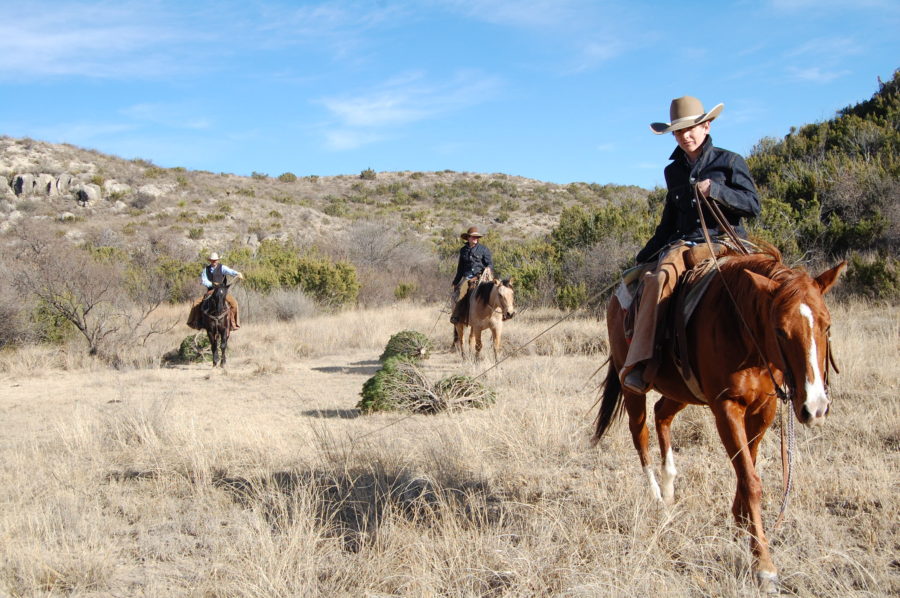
[504,277,513,287]
[814,260,847,295]
[744,269,779,296]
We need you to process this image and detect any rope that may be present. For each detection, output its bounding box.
[692,185,796,526]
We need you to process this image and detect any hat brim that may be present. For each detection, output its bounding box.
[650,103,723,135]
[461,232,484,240]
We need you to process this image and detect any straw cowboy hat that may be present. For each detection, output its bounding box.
[460,226,485,240]
[208,252,220,261]
[650,96,724,135]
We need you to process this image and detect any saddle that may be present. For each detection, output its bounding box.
[665,256,728,403]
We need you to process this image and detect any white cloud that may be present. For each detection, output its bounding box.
[787,66,850,83]
[318,70,502,150]
[0,3,191,79]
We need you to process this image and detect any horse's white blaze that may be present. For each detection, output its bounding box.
[799,303,828,419]
[660,448,677,503]
[644,465,662,501]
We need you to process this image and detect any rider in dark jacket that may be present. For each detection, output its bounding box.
[622,96,760,394]
[636,136,759,263]
[450,226,494,324]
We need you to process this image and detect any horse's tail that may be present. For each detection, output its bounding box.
[591,360,624,446]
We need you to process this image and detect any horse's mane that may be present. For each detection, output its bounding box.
[716,241,815,330]
[475,280,495,305]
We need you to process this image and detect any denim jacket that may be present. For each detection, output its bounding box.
[452,243,494,286]
[636,136,760,263]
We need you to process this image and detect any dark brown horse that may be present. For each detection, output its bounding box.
[592,247,845,592]
[200,282,232,367]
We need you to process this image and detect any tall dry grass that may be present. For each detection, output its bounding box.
[0,300,897,597]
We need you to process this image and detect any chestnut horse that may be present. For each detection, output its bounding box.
[591,247,845,592]
[453,278,515,361]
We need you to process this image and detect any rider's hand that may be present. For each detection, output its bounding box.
[238,272,245,280]
[696,178,712,199]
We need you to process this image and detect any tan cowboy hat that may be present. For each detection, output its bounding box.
[460,226,485,240]
[650,96,724,135]
[208,252,220,261]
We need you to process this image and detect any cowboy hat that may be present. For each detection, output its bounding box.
[208,252,220,261]
[650,96,724,135]
[460,226,485,240]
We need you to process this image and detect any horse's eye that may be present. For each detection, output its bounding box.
[776,329,788,339]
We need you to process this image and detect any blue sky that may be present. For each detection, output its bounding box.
[0,1,897,189]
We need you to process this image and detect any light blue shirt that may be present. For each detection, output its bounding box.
[201,264,240,288]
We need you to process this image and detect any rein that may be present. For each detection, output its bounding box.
[692,185,797,525]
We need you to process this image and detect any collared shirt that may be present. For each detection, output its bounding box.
[452,243,494,286]
[201,263,239,288]
[636,136,760,263]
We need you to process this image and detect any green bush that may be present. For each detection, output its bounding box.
[357,358,495,414]
[277,172,298,183]
[164,334,211,364]
[357,357,432,413]
[379,330,432,362]
[239,240,360,308]
[393,282,417,300]
[360,168,377,180]
[844,253,899,300]
[30,299,77,344]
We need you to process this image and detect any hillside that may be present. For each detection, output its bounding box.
[0,136,647,251]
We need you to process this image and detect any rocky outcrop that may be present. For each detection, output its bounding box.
[71,183,102,206]
[56,173,74,195]
[12,174,35,195]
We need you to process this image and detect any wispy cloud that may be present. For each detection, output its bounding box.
[434,0,635,71]
[121,103,212,130]
[0,2,194,80]
[318,70,502,150]
[787,66,850,83]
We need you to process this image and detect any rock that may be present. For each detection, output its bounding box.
[56,173,74,195]
[71,183,102,206]
[12,174,35,196]
[35,174,56,196]
[137,183,174,200]
[103,180,131,196]
[58,211,76,222]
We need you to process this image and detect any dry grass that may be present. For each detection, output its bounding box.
[0,300,897,597]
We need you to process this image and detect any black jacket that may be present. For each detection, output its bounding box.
[636,136,760,263]
[452,243,494,286]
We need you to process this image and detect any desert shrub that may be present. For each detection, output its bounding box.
[30,299,78,344]
[842,253,899,301]
[163,334,210,364]
[360,168,376,180]
[379,330,432,362]
[277,172,298,183]
[357,358,495,414]
[556,283,588,311]
[251,171,269,180]
[357,357,433,413]
[245,288,317,323]
[394,282,417,300]
[432,375,496,410]
[238,240,360,308]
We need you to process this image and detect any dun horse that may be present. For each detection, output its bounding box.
[592,247,845,592]
[453,278,515,361]
[200,282,233,367]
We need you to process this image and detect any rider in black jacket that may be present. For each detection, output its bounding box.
[622,96,760,393]
[450,226,494,324]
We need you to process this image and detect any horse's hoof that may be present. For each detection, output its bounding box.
[756,570,779,594]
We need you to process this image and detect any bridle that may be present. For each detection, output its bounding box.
[691,184,838,528]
